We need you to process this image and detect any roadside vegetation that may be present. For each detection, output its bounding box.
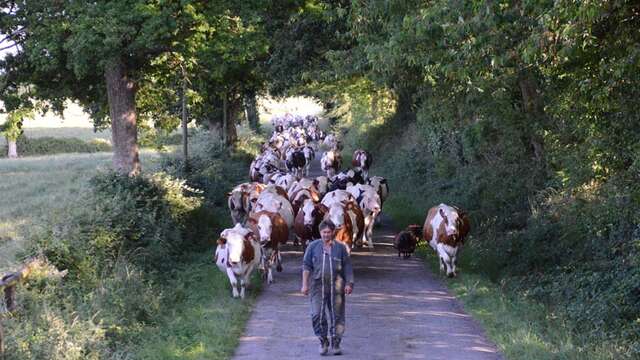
[0,128,262,359]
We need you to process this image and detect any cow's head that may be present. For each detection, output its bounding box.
[228,191,246,219]
[256,214,273,245]
[327,203,346,228]
[360,191,382,215]
[301,199,317,227]
[439,208,461,239]
[225,232,246,266]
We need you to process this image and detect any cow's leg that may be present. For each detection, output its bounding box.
[365,215,375,249]
[226,269,239,298]
[276,250,283,272]
[437,243,456,277]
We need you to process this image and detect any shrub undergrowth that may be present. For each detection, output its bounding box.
[2,127,260,359]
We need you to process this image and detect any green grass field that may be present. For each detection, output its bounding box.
[0,150,166,273]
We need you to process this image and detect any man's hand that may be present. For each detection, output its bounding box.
[301,284,309,295]
[345,284,353,295]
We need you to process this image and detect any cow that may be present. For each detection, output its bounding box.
[246,210,289,283]
[290,187,321,217]
[352,149,372,180]
[287,178,320,199]
[286,147,307,178]
[393,225,422,258]
[422,204,471,277]
[253,191,295,230]
[323,134,338,150]
[262,184,290,201]
[320,149,342,178]
[294,199,329,249]
[325,202,354,253]
[315,176,329,198]
[302,145,315,176]
[227,182,265,224]
[214,225,262,298]
[328,169,365,191]
[367,176,389,206]
[344,201,365,249]
[346,184,381,249]
[321,190,355,208]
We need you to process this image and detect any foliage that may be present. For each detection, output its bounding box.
[1,108,34,141]
[296,1,640,357]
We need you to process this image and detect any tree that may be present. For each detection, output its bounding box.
[0,1,200,175]
[0,107,33,158]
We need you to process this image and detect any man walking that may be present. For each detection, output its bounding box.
[301,219,354,355]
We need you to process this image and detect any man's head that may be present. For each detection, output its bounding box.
[319,219,336,242]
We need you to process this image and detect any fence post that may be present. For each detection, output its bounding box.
[0,318,4,360]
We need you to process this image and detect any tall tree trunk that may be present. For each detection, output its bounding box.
[7,139,17,158]
[394,87,417,123]
[223,93,238,147]
[244,89,259,132]
[181,75,188,164]
[518,70,545,164]
[222,94,228,145]
[105,59,140,176]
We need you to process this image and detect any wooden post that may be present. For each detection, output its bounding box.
[0,318,4,360]
[3,286,15,313]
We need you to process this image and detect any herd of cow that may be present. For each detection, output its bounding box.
[213,114,471,299]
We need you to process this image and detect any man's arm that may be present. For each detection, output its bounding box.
[301,243,314,295]
[343,246,354,294]
[301,270,310,295]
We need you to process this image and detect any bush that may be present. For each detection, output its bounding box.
[331,82,640,357]
[36,171,203,278]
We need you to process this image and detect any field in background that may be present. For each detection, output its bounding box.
[257,96,325,132]
[0,96,322,273]
[0,150,166,273]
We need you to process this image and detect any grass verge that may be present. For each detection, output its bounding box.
[134,253,261,360]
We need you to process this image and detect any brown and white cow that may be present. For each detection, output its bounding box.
[344,201,365,248]
[246,211,289,283]
[321,149,342,178]
[214,225,262,298]
[290,187,321,217]
[321,189,355,208]
[352,149,372,180]
[325,202,354,253]
[347,184,381,249]
[294,199,329,249]
[287,178,320,199]
[228,182,265,224]
[253,191,294,230]
[422,204,471,277]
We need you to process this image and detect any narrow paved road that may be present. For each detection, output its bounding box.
[232,152,502,359]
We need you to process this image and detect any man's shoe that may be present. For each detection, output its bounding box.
[319,337,329,355]
[331,337,342,355]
